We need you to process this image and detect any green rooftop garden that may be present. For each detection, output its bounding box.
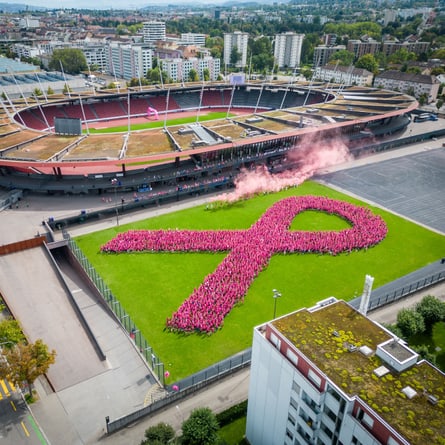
[274,301,445,445]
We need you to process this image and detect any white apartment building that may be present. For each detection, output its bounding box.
[374,70,439,103]
[143,21,166,44]
[313,45,346,67]
[82,44,108,72]
[108,43,153,80]
[160,56,220,82]
[274,32,304,69]
[247,298,445,445]
[12,43,42,60]
[314,65,374,86]
[180,33,206,47]
[223,31,248,68]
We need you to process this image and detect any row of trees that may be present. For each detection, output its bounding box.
[0,311,56,399]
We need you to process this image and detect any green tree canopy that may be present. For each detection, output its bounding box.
[48,48,88,75]
[355,53,379,75]
[415,295,445,333]
[181,407,219,445]
[0,319,25,347]
[230,45,241,66]
[141,422,175,445]
[397,308,425,338]
[0,339,56,397]
[188,69,199,82]
[328,49,355,66]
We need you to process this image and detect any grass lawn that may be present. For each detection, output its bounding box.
[87,111,231,133]
[218,417,247,445]
[75,181,445,382]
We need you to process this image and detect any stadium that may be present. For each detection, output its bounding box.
[0,80,418,220]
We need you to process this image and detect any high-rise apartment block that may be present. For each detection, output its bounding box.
[274,32,304,69]
[247,298,444,445]
[143,21,166,44]
[108,43,153,80]
[313,45,346,67]
[223,31,249,68]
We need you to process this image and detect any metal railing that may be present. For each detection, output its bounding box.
[64,233,165,386]
[106,348,251,434]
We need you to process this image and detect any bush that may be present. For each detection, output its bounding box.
[181,408,219,445]
[216,400,248,427]
[141,422,175,445]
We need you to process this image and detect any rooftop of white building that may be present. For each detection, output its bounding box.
[271,299,445,444]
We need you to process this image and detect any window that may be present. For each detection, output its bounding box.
[308,369,322,388]
[270,332,281,349]
[286,429,294,440]
[292,381,301,395]
[286,348,298,366]
[290,396,299,411]
[288,413,296,426]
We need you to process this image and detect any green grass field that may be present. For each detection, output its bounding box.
[75,181,445,381]
[87,111,231,133]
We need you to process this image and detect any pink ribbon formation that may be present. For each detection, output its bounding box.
[101,196,387,334]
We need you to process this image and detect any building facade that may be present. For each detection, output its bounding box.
[274,32,305,69]
[347,40,380,59]
[143,21,166,44]
[314,65,373,86]
[223,31,248,68]
[160,56,220,82]
[247,298,445,445]
[108,43,153,80]
[180,33,206,47]
[381,41,430,58]
[374,70,439,103]
[313,45,346,67]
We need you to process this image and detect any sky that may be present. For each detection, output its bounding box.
[2,0,223,9]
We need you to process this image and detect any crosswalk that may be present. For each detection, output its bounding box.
[0,379,16,399]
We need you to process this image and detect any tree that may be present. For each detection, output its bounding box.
[181,407,219,445]
[0,319,25,347]
[415,295,445,333]
[63,84,72,94]
[48,48,88,75]
[396,308,425,338]
[230,46,241,66]
[355,54,379,75]
[328,50,354,66]
[47,86,54,95]
[203,68,210,82]
[141,422,175,445]
[188,69,199,82]
[0,339,56,397]
[436,99,443,111]
[33,88,43,97]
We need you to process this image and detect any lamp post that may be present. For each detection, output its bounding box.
[272,288,282,319]
[111,178,119,226]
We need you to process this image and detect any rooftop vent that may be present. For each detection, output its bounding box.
[373,365,390,378]
[359,345,373,357]
[428,395,438,405]
[402,386,417,399]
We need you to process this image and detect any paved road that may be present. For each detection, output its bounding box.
[0,379,48,445]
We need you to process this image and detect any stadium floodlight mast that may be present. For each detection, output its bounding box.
[272,288,282,319]
[111,178,119,226]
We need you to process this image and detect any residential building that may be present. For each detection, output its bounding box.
[143,21,166,44]
[180,33,206,47]
[274,32,304,69]
[160,56,220,82]
[246,298,445,445]
[82,44,108,73]
[347,40,380,59]
[314,65,373,86]
[313,45,346,67]
[382,40,430,58]
[374,70,439,103]
[108,43,153,80]
[11,43,42,60]
[223,31,248,68]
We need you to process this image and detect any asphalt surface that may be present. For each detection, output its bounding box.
[0,128,445,444]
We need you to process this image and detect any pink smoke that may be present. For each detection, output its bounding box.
[218,132,352,202]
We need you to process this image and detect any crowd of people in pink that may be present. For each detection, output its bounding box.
[101,196,387,333]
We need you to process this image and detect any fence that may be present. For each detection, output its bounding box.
[350,270,445,312]
[106,348,251,434]
[64,233,165,386]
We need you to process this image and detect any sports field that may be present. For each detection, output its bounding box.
[87,111,235,133]
[75,181,445,381]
